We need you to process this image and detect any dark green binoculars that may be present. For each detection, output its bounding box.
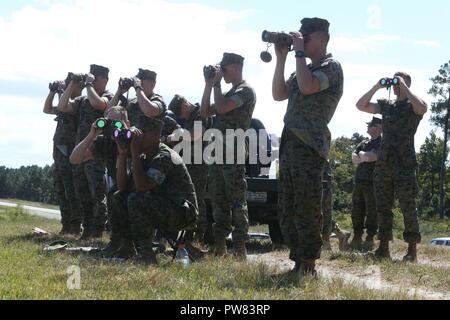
[95,118,124,130]
[379,77,400,88]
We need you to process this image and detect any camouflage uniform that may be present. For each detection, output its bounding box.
[161,115,181,139]
[374,99,422,244]
[352,136,381,239]
[183,105,212,234]
[322,161,333,239]
[72,92,113,233]
[209,80,256,242]
[90,136,122,239]
[113,144,198,247]
[125,94,166,128]
[52,109,81,230]
[279,54,344,262]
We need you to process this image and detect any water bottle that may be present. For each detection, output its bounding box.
[176,244,191,269]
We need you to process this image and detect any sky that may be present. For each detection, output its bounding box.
[0,0,449,168]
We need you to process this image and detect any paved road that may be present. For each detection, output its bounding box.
[0,201,61,221]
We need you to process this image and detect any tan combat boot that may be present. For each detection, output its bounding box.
[403,243,417,263]
[233,241,247,261]
[349,235,363,251]
[336,229,351,251]
[136,239,157,265]
[298,259,318,279]
[214,237,227,257]
[114,239,137,260]
[373,240,391,260]
[363,234,375,252]
[101,237,123,258]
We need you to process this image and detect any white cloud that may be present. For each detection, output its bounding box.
[415,40,440,48]
[330,34,401,53]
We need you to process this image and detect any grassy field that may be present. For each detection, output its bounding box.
[0,205,417,300]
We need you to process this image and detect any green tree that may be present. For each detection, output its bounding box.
[417,132,447,217]
[429,61,450,218]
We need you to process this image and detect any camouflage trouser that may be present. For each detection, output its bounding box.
[127,192,196,243]
[351,180,378,238]
[53,145,81,227]
[110,191,133,242]
[278,133,325,261]
[322,179,333,238]
[209,164,249,242]
[374,162,421,244]
[73,159,107,232]
[186,164,208,234]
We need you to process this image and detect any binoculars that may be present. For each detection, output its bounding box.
[262,30,293,46]
[379,77,400,88]
[68,73,87,83]
[119,77,134,90]
[49,81,63,93]
[113,128,133,147]
[95,118,125,131]
[203,65,218,80]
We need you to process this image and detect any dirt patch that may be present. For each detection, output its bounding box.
[248,252,450,300]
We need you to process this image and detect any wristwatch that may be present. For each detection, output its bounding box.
[295,50,306,59]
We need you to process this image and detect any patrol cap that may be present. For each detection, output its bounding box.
[136,68,157,81]
[90,64,110,78]
[299,17,330,35]
[135,115,163,134]
[367,117,382,127]
[220,53,245,67]
[168,94,185,117]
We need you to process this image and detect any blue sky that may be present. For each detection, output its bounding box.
[0,0,449,168]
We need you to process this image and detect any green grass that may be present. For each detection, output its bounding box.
[322,245,450,294]
[335,209,450,243]
[0,206,416,300]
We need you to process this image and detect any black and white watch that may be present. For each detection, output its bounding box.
[295,50,306,59]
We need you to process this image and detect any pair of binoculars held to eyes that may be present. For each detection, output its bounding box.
[379,77,400,88]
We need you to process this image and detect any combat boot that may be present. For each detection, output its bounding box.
[296,259,318,279]
[114,239,137,260]
[214,237,227,257]
[136,239,157,265]
[90,229,104,239]
[403,243,417,263]
[233,241,247,261]
[59,224,70,236]
[363,234,375,252]
[349,235,363,251]
[79,227,92,241]
[373,240,391,260]
[100,237,122,258]
[68,222,81,236]
[335,229,351,251]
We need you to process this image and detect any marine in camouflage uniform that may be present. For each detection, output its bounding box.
[111,116,198,263]
[201,53,256,260]
[44,75,82,235]
[356,71,428,262]
[109,69,166,129]
[70,106,132,254]
[169,95,213,241]
[59,64,113,239]
[274,18,344,275]
[349,117,382,251]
